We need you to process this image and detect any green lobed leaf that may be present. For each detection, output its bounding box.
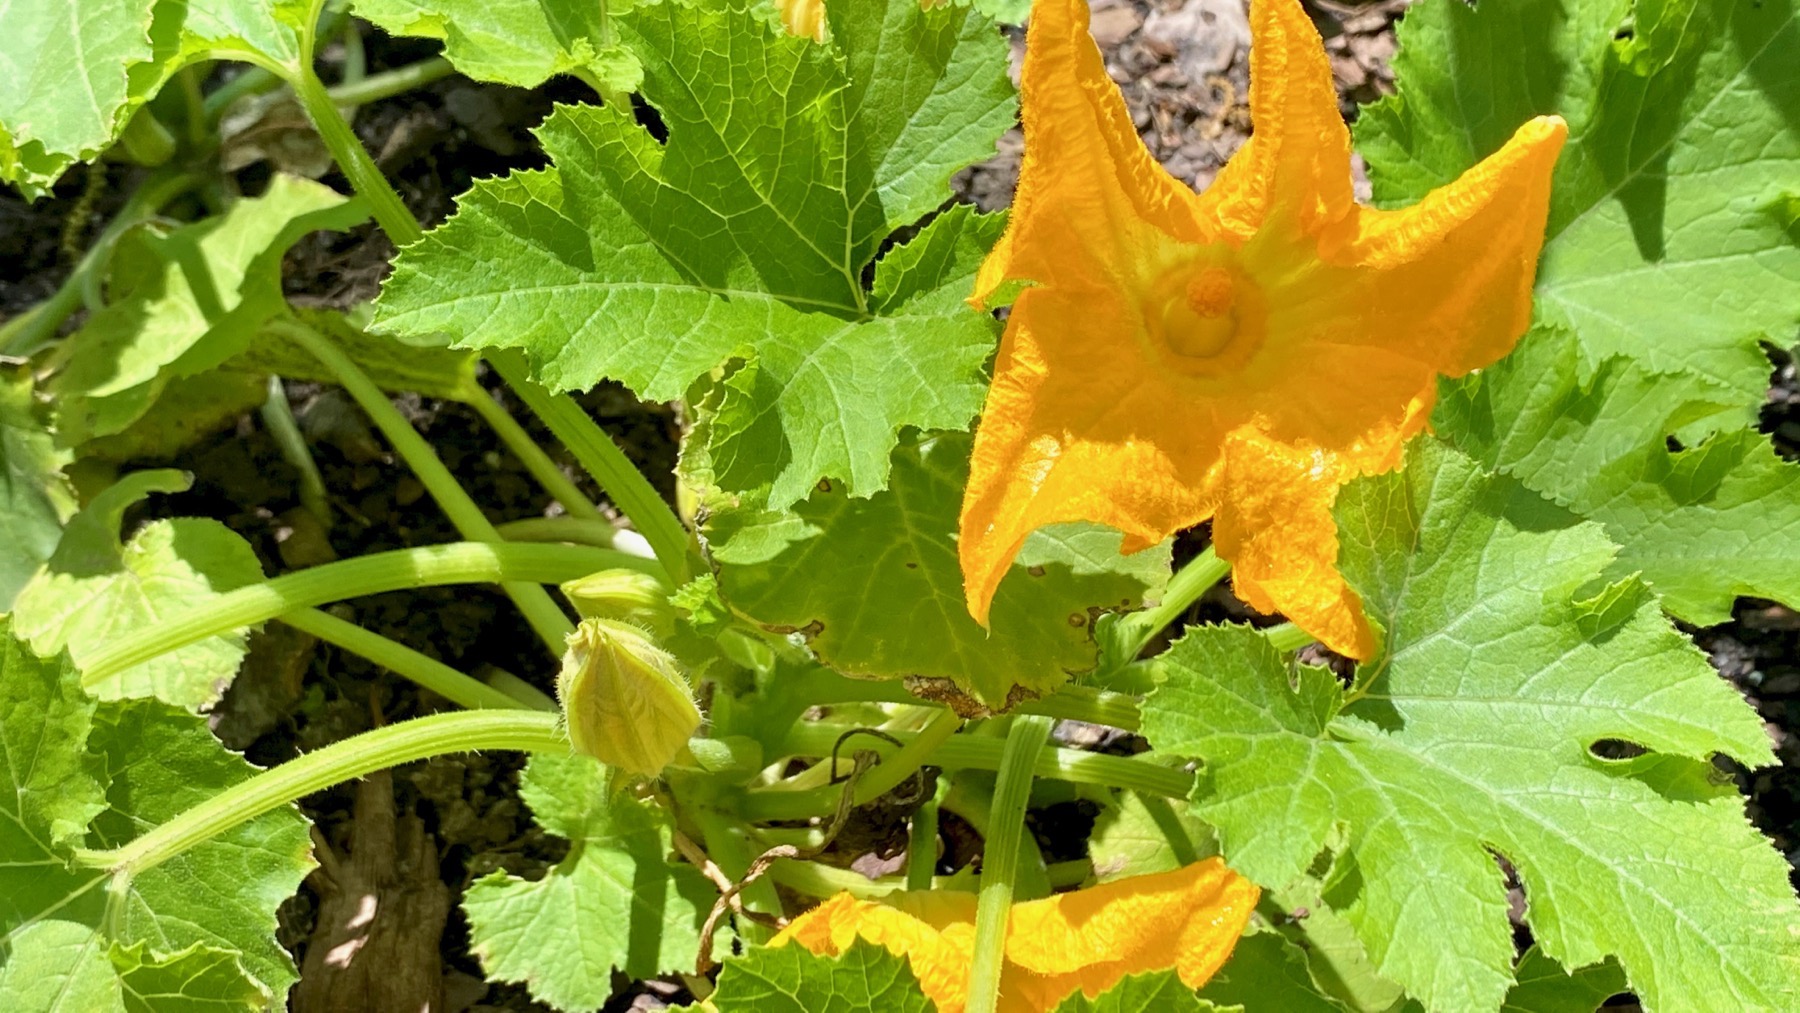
[461,752,714,1011]
[0,921,126,1012]
[701,940,935,1013]
[1356,0,1800,411]
[0,930,267,1013]
[1142,442,1799,1012]
[0,623,107,929]
[1052,970,1223,1013]
[0,619,312,1006]
[375,0,1016,507]
[0,0,311,197]
[51,174,368,443]
[1196,931,1346,1013]
[75,370,272,464]
[352,0,642,93]
[1087,790,1215,882]
[702,432,1170,711]
[1436,326,1800,625]
[87,702,310,1000]
[1267,872,1414,1013]
[0,365,75,610]
[10,469,266,708]
[1502,946,1626,1013]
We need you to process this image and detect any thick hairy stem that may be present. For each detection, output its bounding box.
[277,318,575,650]
[278,607,540,711]
[79,542,633,689]
[76,711,568,876]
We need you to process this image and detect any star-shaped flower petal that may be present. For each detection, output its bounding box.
[773,859,1259,1012]
[959,0,1566,657]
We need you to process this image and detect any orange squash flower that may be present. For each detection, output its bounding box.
[772,859,1259,1011]
[959,0,1566,658]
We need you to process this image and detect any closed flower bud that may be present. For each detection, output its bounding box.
[557,618,701,777]
[561,569,675,637]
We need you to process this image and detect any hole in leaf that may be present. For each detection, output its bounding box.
[629,93,668,143]
[1589,738,1649,760]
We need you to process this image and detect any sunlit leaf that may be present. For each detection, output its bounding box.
[1357,0,1800,410]
[376,0,1015,507]
[703,432,1168,711]
[51,174,367,444]
[1438,326,1800,625]
[0,621,311,1005]
[11,470,265,707]
[1142,442,1798,1011]
[461,753,714,1011]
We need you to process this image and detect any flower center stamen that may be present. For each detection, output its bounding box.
[1146,260,1264,375]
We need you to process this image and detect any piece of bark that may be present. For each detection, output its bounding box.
[295,769,451,1013]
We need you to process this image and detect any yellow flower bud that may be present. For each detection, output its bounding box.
[560,569,674,637]
[557,618,702,777]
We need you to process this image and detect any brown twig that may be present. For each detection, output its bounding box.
[692,741,891,976]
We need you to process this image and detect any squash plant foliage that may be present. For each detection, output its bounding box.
[1,0,1798,1010]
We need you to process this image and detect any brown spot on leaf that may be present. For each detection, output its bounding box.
[903,676,1041,718]
[1026,565,1046,577]
[762,620,825,639]
[1068,612,1087,628]
[817,478,833,493]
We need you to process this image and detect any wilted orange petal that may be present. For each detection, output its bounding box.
[1004,858,1259,1005]
[773,861,1257,1012]
[773,890,977,1010]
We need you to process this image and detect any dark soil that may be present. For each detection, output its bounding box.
[2,2,1794,1010]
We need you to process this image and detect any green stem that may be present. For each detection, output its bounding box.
[906,779,948,891]
[495,517,652,558]
[76,711,567,876]
[850,708,962,805]
[259,376,332,526]
[205,57,454,124]
[330,57,454,108]
[337,18,366,99]
[767,855,1091,901]
[465,388,607,526]
[771,667,1141,734]
[1266,621,1317,653]
[278,607,538,711]
[176,67,210,148]
[742,724,1191,821]
[276,318,575,650]
[0,168,201,356]
[285,48,694,584]
[292,61,422,246]
[1020,687,1140,731]
[79,542,632,689]
[487,350,694,581]
[1115,546,1229,659]
[202,66,283,123]
[968,715,1053,1013]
